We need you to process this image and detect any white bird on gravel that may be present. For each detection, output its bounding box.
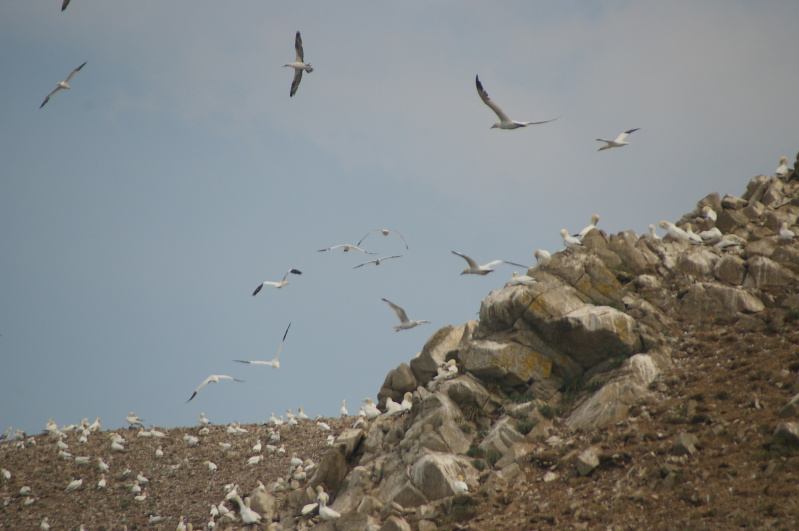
[247,455,264,466]
[318,421,331,431]
[204,460,218,472]
[596,128,640,151]
[297,407,310,420]
[475,75,558,129]
[183,434,199,446]
[252,269,302,296]
[110,440,125,452]
[97,474,107,489]
[126,412,144,429]
[381,298,430,331]
[340,399,348,417]
[98,458,109,473]
[362,398,381,420]
[231,494,263,524]
[65,478,83,491]
[234,322,290,369]
[451,250,525,275]
[131,480,141,494]
[357,228,409,249]
[199,412,212,426]
[252,439,262,453]
[187,374,244,402]
[40,517,50,530]
[1,469,10,481]
[155,446,164,458]
[319,496,341,521]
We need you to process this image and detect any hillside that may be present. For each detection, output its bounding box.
[3,158,799,530]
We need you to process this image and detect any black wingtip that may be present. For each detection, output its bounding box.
[289,269,302,275]
[252,284,263,296]
[283,322,291,340]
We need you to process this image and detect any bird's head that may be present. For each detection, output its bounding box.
[491,122,501,129]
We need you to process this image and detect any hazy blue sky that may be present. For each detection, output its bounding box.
[2,1,797,434]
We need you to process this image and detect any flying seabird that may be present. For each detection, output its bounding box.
[381,298,430,331]
[775,156,789,178]
[357,228,409,249]
[318,243,373,253]
[560,229,583,249]
[284,31,313,97]
[40,61,87,108]
[451,250,525,275]
[187,374,244,402]
[475,75,558,129]
[233,322,290,369]
[252,269,302,296]
[596,128,640,151]
[353,255,402,269]
[61,0,70,11]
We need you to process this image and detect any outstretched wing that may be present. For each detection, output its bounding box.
[65,61,87,83]
[382,298,409,323]
[475,75,510,122]
[294,31,304,62]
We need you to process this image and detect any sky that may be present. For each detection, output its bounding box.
[2,1,798,435]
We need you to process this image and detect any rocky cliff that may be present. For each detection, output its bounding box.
[3,157,799,529]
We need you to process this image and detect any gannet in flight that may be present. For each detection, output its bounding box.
[61,0,70,11]
[285,31,312,97]
[475,75,558,129]
[40,61,87,108]
[233,322,290,369]
[357,228,409,249]
[187,374,244,402]
[451,250,525,275]
[381,298,430,331]
[353,255,402,269]
[596,128,640,151]
[252,269,302,296]
[317,244,373,254]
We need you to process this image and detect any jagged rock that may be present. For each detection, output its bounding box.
[778,392,799,418]
[676,247,718,277]
[248,483,277,521]
[713,254,746,285]
[743,255,797,288]
[410,324,473,385]
[332,428,365,459]
[745,238,778,258]
[330,512,379,531]
[607,231,661,275]
[742,200,766,221]
[437,374,492,413]
[495,442,534,469]
[672,432,698,456]
[634,274,660,290]
[380,515,412,531]
[478,416,525,456]
[772,423,799,447]
[378,363,417,407]
[721,193,748,210]
[566,350,670,429]
[496,462,522,482]
[310,445,348,492]
[398,390,471,455]
[716,208,749,234]
[387,480,428,508]
[461,339,552,386]
[410,452,475,502]
[772,245,799,266]
[357,495,384,516]
[330,466,372,516]
[417,520,437,531]
[680,283,764,319]
[575,446,600,476]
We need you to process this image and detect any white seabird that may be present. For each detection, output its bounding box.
[698,227,722,245]
[285,31,312,97]
[199,412,211,426]
[701,205,718,223]
[779,222,796,241]
[453,474,469,494]
[476,75,558,129]
[775,156,789,178]
[659,220,690,242]
[187,374,244,402]
[340,399,348,417]
[317,243,373,254]
[577,214,600,240]
[126,412,144,429]
[381,298,430,331]
[362,398,381,420]
[596,128,640,151]
[357,228,409,249]
[506,271,536,286]
[40,61,87,108]
[233,322,290,369]
[533,249,551,270]
[353,255,402,269]
[451,250,525,275]
[715,234,743,249]
[560,229,583,249]
[252,269,302,296]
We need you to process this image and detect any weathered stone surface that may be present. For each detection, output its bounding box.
[773,423,799,446]
[742,200,766,221]
[744,255,797,288]
[461,339,552,385]
[248,483,277,520]
[410,452,474,502]
[676,247,718,277]
[680,283,764,319]
[575,446,600,476]
[495,442,535,469]
[437,374,491,411]
[380,516,412,531]
[713,254,746,285]
[310,445,349,491]
[772,245,799,266]
[543,305,641,370]
[478,416,525,456]
[331,512,379,531]
[745,238,778,258]
[410,324,472,385]
[778,392,799,418]
[716,208,749,234]
[417,520,438,531]
[333,428,365,459]
[387,480,427,509]
[672,432,698,456]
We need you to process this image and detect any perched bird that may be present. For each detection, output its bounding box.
[362,398,381,420]
[149,515,168,524]
[317,243,373,253]
[775,156,790,178]
[252,439,262,453]
[475,75,558,129]
[183,434,200,446]
[779,222,796,241]
[229,494,262,524]
[596,128,640,151]
[126,412,144,429]
[40,518,50,531]
[40,61,87,108]
[235,322,290,370]
[357,228,409,249]
[340,399,348,417]
[247,455,264,466]
[383,397,402,416]
[187,374,244,402]
[577,214,600,240]
[701,205,718,223]
[199,412,212,426]
[647,224,661,239]
[698,227,723,245]
[98,458,110,473]
[659,220,690,242]
[1,469,10,481]
[110,440,125,452]
[400,392,413,413]
[252,269,302,296]
[451,250,524,275]
[533,249,552,270]
[353,255,402,269]
[65,478,83,492]
[175,516,187,530]
[381,298,430,331]
[285,31,313,97]
[297,407,310,421]
[319,496,341,521]
[684,224,703,245]
[155,446,164,458]
[136,472,149,484]
[318,421,331,431]
[97,474,107,489]
[506,271,536,286]
[560,229,583,249]
[453,474,469,494]
[131,480,141,494]
[715,234,743,249]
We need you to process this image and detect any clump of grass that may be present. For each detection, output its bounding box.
[713,389,730,400]
[459,423,473,434]
[516,420,537,435]
[561,376,584,403]
[486,450,503,467]
[587,379,606,393]
[508,391,535,404]
[471,459,486,471]
[539,404,556,419]
[466,445,485,458]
